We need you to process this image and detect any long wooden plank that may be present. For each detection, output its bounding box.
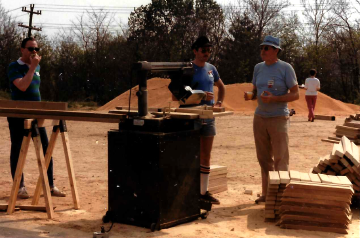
[336,125,360,132]
[0,108,126,123]
[279,217,349,228]
[213,111,234,117]
[152,111,199,119]
[175,108,213,119]
[279,205,350,219]
[314,115,336,121]
[281,191,351,203]
[280,214,350,225]
[280,224,347,234]
[344,121,360,129]
[286,181,354,193]
[0,100,67,110]
[280,197,350,209]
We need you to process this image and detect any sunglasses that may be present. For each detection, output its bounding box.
[200,48,212,54]
[27,47,40,52]
[260,46,276,51]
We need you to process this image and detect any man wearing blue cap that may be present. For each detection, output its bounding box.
[244,35,299,204]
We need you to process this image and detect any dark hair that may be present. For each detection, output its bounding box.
[21,37,36,48]
[310,69,317,76]
[191,36,212,50]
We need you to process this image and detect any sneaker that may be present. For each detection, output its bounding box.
[51,186,66,197]
[18,187,30,199]
[255,196,266,204]
[200,191,220,205]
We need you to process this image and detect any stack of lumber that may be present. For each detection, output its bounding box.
[321,115,360,144]
[266,171,353,219]
[265,171,290,219]
[312,136,360,194]
[208,165,228,194]
[277,180,353,234]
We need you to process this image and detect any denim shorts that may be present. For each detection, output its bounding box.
[194,118,216,137]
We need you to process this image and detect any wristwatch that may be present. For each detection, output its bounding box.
[216,101,222,105]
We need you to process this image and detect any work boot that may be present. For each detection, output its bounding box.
[51,186,66,197]
[18,187,30,199]
[200,191,220,205]
[255,196,266,204]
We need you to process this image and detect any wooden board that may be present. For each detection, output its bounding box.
[280,214,350,225]
[269,171,280,184]
[308,173,321,182]
[0,100,67,110]
[280,197,350,210]
[299,172,311,182]
[281,191,351,203]
[314,115,336,121]
[333,142,344,157]
[279,223,347,234]
[289,170,301,181]
[279,205,350,220]
[286,181,354,194]
[336,125,360,132]
[279,171,290,184]
[318,174,332,184]
[0,108,126,123]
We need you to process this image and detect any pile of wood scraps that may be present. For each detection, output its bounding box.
[312,136,360,193]
[109,106,234,119]
[208,165,228,194]
[267,170,354,234]
[321,114,360,144]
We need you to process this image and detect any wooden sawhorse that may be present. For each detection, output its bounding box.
[7,119,80,219]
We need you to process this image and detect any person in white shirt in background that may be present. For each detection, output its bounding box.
[305,69,320,122]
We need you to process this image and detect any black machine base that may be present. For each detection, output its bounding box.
[106,123,212,231]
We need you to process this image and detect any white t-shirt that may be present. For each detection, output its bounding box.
[305,77,320,95]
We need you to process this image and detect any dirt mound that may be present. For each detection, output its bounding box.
[98,78,360,115]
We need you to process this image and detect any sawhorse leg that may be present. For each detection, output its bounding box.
[7,121,32,214]
[32,120,60,206]
[8,119,54,219]
[32,120,80,210]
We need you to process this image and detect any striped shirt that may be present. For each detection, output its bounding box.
[8,58,41,101]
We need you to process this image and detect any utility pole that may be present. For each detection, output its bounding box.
[18,4,42,37]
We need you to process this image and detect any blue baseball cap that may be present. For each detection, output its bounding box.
[260,35,281,50]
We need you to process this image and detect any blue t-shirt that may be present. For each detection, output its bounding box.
[8,59,41,101]
[192,62,220,105]
[252,60,297,117]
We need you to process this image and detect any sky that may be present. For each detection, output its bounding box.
[1,0,359,38]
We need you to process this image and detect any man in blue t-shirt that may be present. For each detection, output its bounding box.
[7,37,66,199]
[245,35,299,204]
[173,36,225,205]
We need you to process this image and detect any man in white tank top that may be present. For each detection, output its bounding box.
[305,69,320,122]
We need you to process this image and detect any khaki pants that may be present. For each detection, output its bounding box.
[253,114,290,196]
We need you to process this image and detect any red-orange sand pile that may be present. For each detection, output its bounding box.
[98,78,360,115]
